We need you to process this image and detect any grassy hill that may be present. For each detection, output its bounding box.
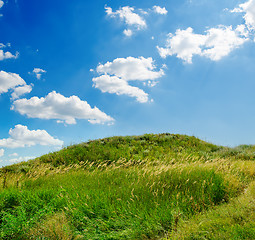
[0,133,254,239]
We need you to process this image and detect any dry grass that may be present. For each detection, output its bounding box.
[28,212,77,240]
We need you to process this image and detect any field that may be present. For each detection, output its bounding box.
[0,133,254,239]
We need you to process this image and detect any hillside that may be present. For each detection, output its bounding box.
[0,133,254,239]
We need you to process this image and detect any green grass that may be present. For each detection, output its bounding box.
[167,181,255,240]
[0,133,254,239]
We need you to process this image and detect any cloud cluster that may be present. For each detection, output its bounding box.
[157,0,255,63]
[158,25,248,63]
[105,6,146,29]
[105,6,146,37]
[105,5,167,37]
[33,68,46,80]
[0,46,27,99]
[12,91,114,125]
[93,57,164,103]
[0,124,63,148]
[232,0,255,31]
[0,4,115,155]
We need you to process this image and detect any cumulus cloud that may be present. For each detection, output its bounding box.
[0,1,3,9]
[11,84,33,100]
[105,6,147,36]
[232,0,255,31]
[0,49,19,61]
[0,149,4,157]
[105,6,146,29]
[153,6,168,15]
[96,57,164,81]
[236,24,250,37]
[93,74,149,103]
[0,125,63,148]
[157,26,248,63]
[0,71,32,99]
[123,29,133,37]
[93,57,164,103]
[0,71,26,94]
[33,68,46,80]
[105,5,169,36]
[202,26,248,60]
[12,91,114,125]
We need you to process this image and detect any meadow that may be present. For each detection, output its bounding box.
[0,134,254,239]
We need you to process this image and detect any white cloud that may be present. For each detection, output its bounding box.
[33,68,46,80]
[232,0,255,31]
[0,1,4,9]
[0,125,63,148]
[157,28,206,63]
[11,84,33,100]
[0,49,18,61]
[105,6,147,36]
[12,91,114,125]
[123,29,133,37]
[0,43,11,48]
[236,24,250,37]
[93,74,149,103]
[0,149,4,157]
[93,57,163,103]
[9,156,35,163]
[153,6,168,15]
[146,80,158,87]
[202,26,248,61]
[105,6,146,29]
[157,26,248,63]
[105,5,169,36]
[0,71,26,95]
[9,153,18,157]
[0,71,32,99]
[96,57,164,81]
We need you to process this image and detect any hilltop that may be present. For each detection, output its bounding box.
[0,133,254,239]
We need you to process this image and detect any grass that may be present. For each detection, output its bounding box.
[167,181,255,240]
[0,133,254,239]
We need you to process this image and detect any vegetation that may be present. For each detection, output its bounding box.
[0,133,254,239]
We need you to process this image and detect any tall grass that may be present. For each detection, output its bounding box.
[0,133,254,239]
[0,166,238,239]
[167,181,255,240]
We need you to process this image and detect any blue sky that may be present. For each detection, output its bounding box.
[0,0,255,166]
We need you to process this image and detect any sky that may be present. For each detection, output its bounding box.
[0,0,255,166]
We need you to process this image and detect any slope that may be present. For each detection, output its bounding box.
[0,133,254,239]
